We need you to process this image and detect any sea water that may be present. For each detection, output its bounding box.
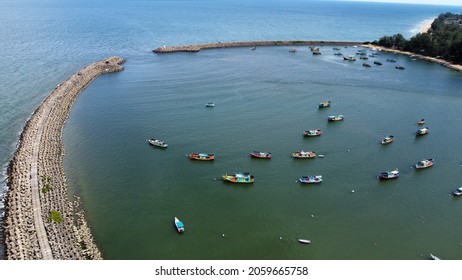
[1,0,461,259]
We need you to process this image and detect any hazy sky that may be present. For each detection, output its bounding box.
[345,0,462,6]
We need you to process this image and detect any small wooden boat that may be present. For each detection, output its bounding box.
[292,150,316,159]
[318,101,331,108]
[205,102,215,107]
[416,127,429,135]
[147,138,168,148]
[381,135,394,145]
[395,65,405,70]
[222,172,254,184]
[415,158,434,169]
[188,153,215,161]
[303,129,322,137]
[417,118,425,125]
[378,169,399,179]
[298,239,311,244]
[453,187,462,196]
[299,175,323,184]
[387,58,397,62]
[312,50,321,55]
[174,217,184,233]
[362,63,371,67]
[343,55,356,61]
[250,151,272,159]
[328,115,344,122]
[289,48,297,53]
[373,61,383,65]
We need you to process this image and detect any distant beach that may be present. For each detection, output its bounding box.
[419,19,434,33]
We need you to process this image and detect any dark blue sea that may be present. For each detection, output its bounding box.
[1,0,461,259]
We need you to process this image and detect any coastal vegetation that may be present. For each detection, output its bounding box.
[41,175,53,193]
[374,13,462,64]
[49,210,62,223]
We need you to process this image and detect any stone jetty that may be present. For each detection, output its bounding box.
[4,56,125,259]
[153,40,362,53]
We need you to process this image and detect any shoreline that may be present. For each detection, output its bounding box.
[362,44,462,72]
[4,57,124,259]
[153,40,363,53]
[419,19,433,34]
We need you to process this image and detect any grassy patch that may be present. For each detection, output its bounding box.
[41,175,53,193]
[50,210,62,223]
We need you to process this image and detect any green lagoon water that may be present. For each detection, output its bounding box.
[63,46,462,260]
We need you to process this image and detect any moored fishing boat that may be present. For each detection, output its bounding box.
[318,100,331,108]
[378,169,399,179]
[328,115,344,122]
[205,102,215,107]
[299,175,323,184]
[292,150,316,158]
[381,135,394,145]
[303,129,322,137]
[417,118,425,125]
[343,55,356,61]
[147,138,168,148]
[453,187,462,196]
[395,65,405,70]
[298,239,311,244]
[373,61,383,65]
[174,217,184,233]
[222,172,254,183]
[188,153,215,161]
[416,127,430,135]
[415,158,434,169]
[250,151,272,159]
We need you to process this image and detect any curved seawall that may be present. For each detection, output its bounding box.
[153,40,362,53]
[4,57,124,259]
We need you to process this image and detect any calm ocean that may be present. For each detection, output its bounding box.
[1,0,461,259]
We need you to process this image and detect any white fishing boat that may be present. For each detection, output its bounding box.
[381,135,394,145]
[147,138,168,148]
[303,129,322,137]
[174,217,185,233]
[298,239,311,244]
[453,187,462,196]
[416,127,430,135]
[205,102,215,107]
[299,175,323,184]
[378,169,399,180]
[415,158,434,169]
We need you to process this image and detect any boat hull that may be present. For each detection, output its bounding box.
[188,153,215,161]
[222,173,254,184]
[250,152,272,159]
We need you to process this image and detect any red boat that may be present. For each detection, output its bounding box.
[250,151,272,159]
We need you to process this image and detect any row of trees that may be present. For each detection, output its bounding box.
[372,13,462,64]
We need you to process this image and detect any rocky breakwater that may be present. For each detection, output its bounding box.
[4,56,125,259]
[153,40,362,53]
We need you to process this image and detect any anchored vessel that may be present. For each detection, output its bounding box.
[222,172,254,183]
